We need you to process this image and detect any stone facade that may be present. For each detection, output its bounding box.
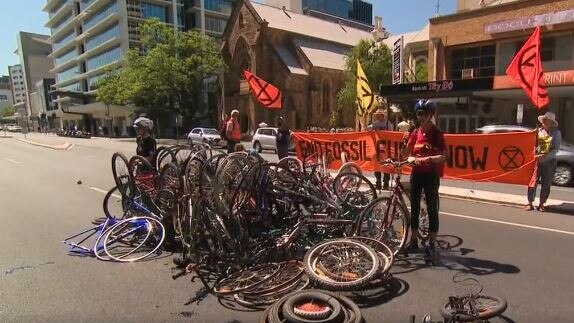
[221,0,355,135]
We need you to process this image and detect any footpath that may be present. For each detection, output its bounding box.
[10,132,574,213]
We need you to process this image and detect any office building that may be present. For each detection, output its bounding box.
[43,0,184,135]
[185,0,236,37]
[0,76,14,112]
[8,65,26,106]
[265,0,373,31]
[12,32,55,131]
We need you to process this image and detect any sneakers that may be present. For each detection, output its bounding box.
[525,204,534,211]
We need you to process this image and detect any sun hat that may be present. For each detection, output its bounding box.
[538,112,558,127]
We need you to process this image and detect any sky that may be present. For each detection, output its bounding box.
[0,0,457,75]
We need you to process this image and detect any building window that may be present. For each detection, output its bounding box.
[142,2,168,21]
[57,66,79,83]
[53,31,76,51]
[60,82,82,92]
[55,48,78,66]
[86,46,122,71]
[204,16,227,33]
[451,44,495,79]
[497,33,573,75]
[88,74,106,91]
[239,13,245,28]
[86,23,120,51]
[205,0,234,14]
[84,2,118,30]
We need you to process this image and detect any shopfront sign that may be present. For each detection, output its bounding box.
[494,70,574,89]
[485,9,574,34]
[380,78,494,97]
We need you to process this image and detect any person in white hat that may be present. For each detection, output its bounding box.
[526,111,561,212]
[368,108,394,190]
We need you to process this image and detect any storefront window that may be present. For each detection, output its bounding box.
[451,44,496,79]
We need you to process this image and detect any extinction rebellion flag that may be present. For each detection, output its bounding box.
[506,26,549,109]
[243,70,282,109]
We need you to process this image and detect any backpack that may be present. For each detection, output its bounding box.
[220,118,230,140]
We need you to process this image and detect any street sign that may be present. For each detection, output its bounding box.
[392,36,404,85]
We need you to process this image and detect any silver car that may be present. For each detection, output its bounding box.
[252,127,295,153]
[252,127,278,152]
[187,127,225,147]
[475,125,574,186]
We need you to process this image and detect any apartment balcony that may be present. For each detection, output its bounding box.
[43,0,65,12]
[49,19,76,42]
[82,0,115,19]
[76,37,122,63]
[82,12,121,41]
[84,60,123,78]
[45,1,73,28]
[50,56,79,74]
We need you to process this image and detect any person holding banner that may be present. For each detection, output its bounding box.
[402,100,447,255]
[369,109,394,190]
[526,112,561,212]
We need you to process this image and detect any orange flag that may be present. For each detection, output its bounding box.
[243,70,282,109]
[506,26,549,109]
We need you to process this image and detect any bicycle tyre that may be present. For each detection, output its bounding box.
[354,196,410,255]
[102,186,128,220]
[333,172,377,209]
[304,239,379,291]
[440,294,507,322]
[282,291,342,323]
[111,152,131,197]
[338,162,362,176]
[103,216,165,262]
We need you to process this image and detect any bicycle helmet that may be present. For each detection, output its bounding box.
[414,99,436,114]
[133,117,153,130]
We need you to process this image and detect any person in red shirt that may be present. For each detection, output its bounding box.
[401,99,447,256]
[226,109,242,153]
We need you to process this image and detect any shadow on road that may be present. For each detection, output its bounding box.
[343,276,409,308]
[547,202,574,216]
[391,234,521,276]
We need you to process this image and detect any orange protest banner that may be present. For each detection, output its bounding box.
[293,130,537,185]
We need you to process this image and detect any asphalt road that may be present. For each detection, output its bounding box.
[1,137,573,322]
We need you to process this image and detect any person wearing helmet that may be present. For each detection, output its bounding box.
[401,99,447,258]
[133,116,157,163]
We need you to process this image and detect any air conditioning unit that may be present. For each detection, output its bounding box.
[461,68,474,79]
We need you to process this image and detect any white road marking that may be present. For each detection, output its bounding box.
[4,158,21,164]
[440,211,574,236]
[89,186,121,199]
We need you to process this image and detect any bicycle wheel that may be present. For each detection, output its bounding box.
[111,152,131,197]
[102,186,129,220]
[278,157,304,178]
[103,216,165,262]
[213,263,281,296]
[338,162,362,176]
[354,196,410,255]
[304,239,379,291]
[417,192,431,241]
[333,172,377,209]
[440,294,508,321]
[347,236,393,275]
[159,162,183,194]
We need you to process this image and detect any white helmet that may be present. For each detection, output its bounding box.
[133,117,153,130]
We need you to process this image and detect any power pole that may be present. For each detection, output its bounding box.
[435,0,441,17]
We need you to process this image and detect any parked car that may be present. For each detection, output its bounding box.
[6,124,22,132]
[475,125,574,186]
[252,127,295,153]
[187,127,225,147]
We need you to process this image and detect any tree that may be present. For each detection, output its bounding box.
[97,19,225,127]
[0,106,15,118]
[337,39,392,122]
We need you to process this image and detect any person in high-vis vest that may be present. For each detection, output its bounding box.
[226,109,242,153]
